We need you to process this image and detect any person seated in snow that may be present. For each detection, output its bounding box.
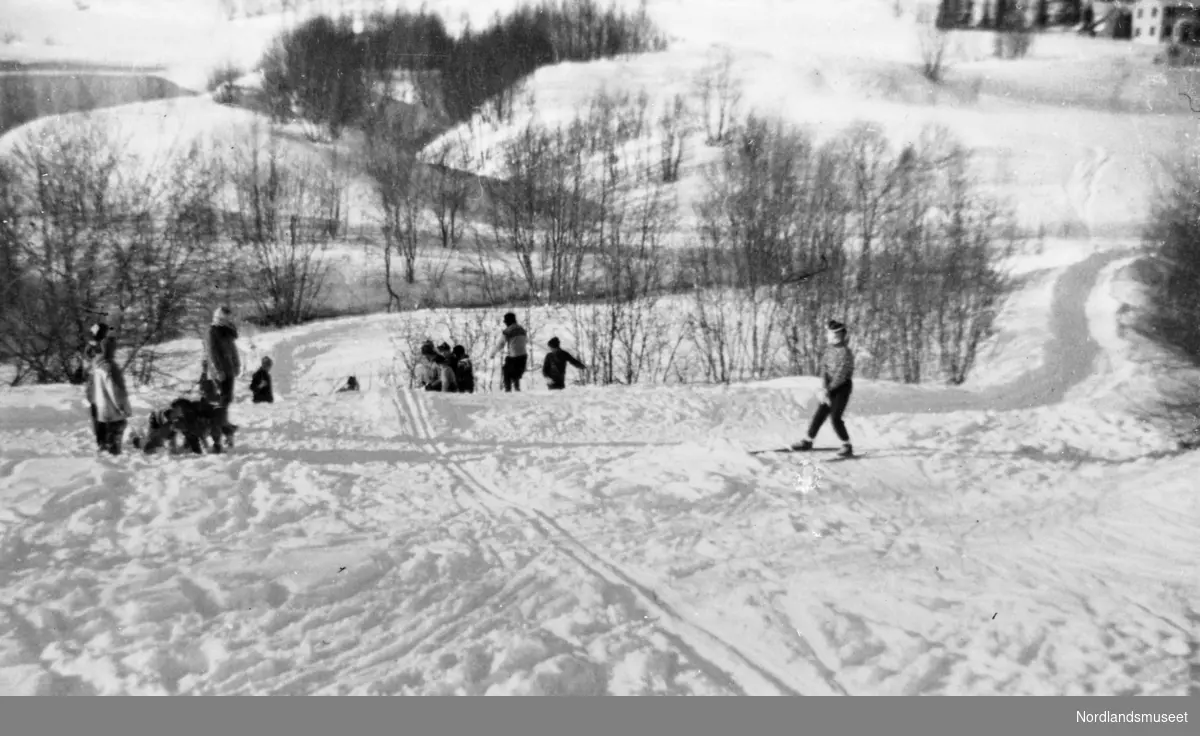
[791,319,855,459]
[428,353,457,393]
[491,312,529,392]
[337,375,360,393]
[414,342,444,391]
[452,345,475,394]
[249,356,274,403]
[437,342,457,372]
[542,337,587,391]
[87,335,133,455]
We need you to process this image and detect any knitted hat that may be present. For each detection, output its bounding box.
[88,322,109,346]
[547,337,560,348]
[827,320,846,335]
[213,306,235,328]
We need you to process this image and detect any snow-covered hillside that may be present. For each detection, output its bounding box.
[2,235,1198,695]
[2,0,1199,697]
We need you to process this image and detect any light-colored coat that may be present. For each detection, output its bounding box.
[88,356,133,422]
[491,324,528,359]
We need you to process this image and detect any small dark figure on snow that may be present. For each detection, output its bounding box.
[491,312,529,392]
[792,320,855,458]
[338,375,360,393]
[452,345,475,394]
[250,356,274,403]
[542,337,587,390]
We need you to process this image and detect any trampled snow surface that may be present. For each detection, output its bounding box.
[2,241,1198,696]
[2,0,1200,698]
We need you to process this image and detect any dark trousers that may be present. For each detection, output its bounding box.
[96,419,128,456]
[214,375,235,447]
[807,381,853,443]
[502,355,528,392]
[89,404,104,449]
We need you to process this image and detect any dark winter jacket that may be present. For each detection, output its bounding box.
[542,348,586,388]
[454,357,475,393]
[205,324,241,382]
[250,367,274,403]
[822,343,855,391]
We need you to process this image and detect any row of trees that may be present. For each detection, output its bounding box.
[366,83,1014,387]
[258,0,667,142]
[0,117,350,385]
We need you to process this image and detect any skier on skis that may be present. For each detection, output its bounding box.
[792,319,855,459]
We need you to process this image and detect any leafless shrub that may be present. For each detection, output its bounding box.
[657,92,693,183]
[693,47,742,146]
[0,116,225,385]
[226,123,341,326]
[995,7,1035,59]
[364,127,426,310]
[918,14,952,82]
[427,137,473,250]
[687,114,1017,385]
[483,88,656,304]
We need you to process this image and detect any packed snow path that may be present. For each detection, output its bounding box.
[2,241,1199,696]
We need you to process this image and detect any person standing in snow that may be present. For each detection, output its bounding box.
[792,320,855,458]
[491,312,528,392]
[250,356,274,403]
[88,335,133,455]
[82,322,110,451]
[204,306,242,452]
[542,337,587,391]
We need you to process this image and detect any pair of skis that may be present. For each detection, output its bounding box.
[749,445,864,461]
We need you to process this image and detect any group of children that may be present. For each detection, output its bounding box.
[414,312,589,394]
[84,306,278,457]
[83,304,857,459]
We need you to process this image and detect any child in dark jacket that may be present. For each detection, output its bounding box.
[250,356,274,403]
[792,319,855,458]
[452,345,475,393]
[542,337,587,390]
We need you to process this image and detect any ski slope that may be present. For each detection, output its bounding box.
[2,0,1200,698]
[2,235,1198,696]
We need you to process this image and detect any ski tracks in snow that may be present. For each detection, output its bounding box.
[388,386,830,696]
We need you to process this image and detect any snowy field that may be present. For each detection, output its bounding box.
[3,0,1200,696]
[2,239,1199,695]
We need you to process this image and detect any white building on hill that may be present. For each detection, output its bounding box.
[1132,0,1200,42]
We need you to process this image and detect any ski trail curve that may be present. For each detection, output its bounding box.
[387,384,833,696]
[844,245,1129,418]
